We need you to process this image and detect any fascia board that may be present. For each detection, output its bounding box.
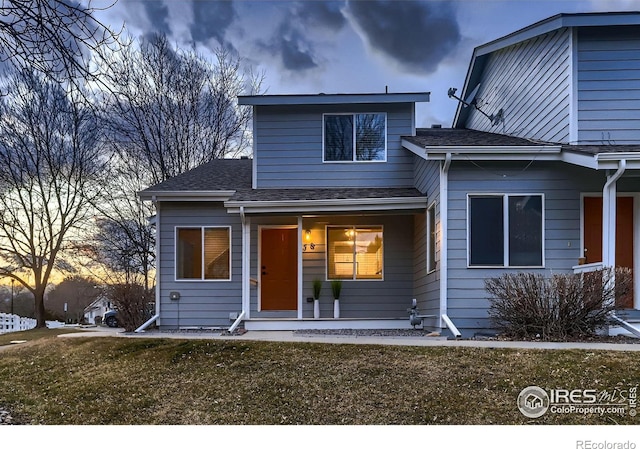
[225,197,427,214]
[138,190,236,201]
[238,92,431,106]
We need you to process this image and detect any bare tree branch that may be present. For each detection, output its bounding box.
[0,0,122,88]
[0,68,107,327]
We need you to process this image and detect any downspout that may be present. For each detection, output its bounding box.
[439,153,460,337]
[231,205,248,333]
[136,196,160,333]
[602,160,627,330]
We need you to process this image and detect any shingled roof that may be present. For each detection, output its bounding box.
[139,157,426,204]
[139,158,252,195]
[405,127,552,147]
[405,128,640,157]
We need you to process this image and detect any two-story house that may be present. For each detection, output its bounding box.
[139,92,433,332]
[140,11,640,337]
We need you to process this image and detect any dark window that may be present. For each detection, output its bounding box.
[469,195,543,267]
[469,197,504,266]
[324,113,386,161]
[508,196,543,266]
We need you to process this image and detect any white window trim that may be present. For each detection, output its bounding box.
[322,112,388,163]
[325,225,385,281]
[427,202,437,274]
[174,226,232,281]
[466,193,545,268]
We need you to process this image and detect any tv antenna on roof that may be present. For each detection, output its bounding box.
[448,85,503,126]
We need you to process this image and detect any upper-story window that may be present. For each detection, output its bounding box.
[323,113,387,162]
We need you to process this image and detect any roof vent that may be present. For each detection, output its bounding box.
[240,155,249,159]
[431,124,442,129]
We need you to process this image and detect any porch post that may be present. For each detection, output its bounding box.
[297,216,303,320]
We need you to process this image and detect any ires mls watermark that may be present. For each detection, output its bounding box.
[517,385,638,419]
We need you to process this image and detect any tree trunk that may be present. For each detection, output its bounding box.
[34,288,47,328]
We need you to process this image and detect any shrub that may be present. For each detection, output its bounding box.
[109,283,155,332]
[486,267,632,340]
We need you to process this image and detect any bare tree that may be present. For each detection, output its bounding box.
[103,33,263,184]
[0,0,121,87]
[0,69,106,327]
[85,34,264,293]
[83,164,155,290]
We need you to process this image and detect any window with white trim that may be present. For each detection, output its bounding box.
[176,227,231,280]
[323,113,386,162]
[427,204,436,273]
[468,194,543,267]
[327,226,383,280]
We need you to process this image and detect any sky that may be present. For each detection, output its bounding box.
[94,0,639,128]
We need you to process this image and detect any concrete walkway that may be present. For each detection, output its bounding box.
[54,326,640,352]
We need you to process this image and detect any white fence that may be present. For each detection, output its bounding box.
[0,313,37,334]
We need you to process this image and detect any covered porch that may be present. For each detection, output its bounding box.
[225,188,428,331]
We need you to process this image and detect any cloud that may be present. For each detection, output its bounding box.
[189,0,237,46]
[344,0,462,74]
[292,1,347,31]
[140,0,171,36]
[255,2,347,72]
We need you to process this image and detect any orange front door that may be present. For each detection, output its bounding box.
[583,196,634,308]
[260,228,298,311]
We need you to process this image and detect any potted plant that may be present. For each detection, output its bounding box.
[331,280,342,319]
[312,279,322,319]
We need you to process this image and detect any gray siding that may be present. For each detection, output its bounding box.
[248,214,416,319]
[467,29,571,143]
[445,161,606,335]
[254,103,415,188]
[413,157,441,323]
[577,26,640,144]
[158,202,242,328]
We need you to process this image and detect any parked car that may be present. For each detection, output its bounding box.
[103,310,119,328]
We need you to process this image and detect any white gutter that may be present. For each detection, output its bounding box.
[439,153,452,329]
[228,311,246,334]
[609,315,640,338]
[441,314,462,339]
[139,190,236,201]
[225,196,427,211]
[135,314,160,333]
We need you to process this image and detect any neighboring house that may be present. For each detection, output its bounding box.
[403,11,640,336]
[83,296,113,325]
[140,12,640,337]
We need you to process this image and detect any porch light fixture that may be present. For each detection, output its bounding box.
[303,230,315,251]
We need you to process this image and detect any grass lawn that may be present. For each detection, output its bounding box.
[0,329,638,425]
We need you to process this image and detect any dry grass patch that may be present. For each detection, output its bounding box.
[0,335,637,425]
